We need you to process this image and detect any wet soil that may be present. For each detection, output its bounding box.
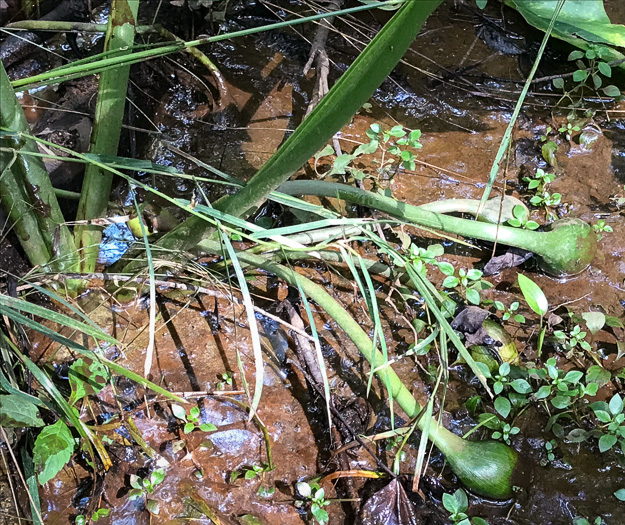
[3,0,625,524]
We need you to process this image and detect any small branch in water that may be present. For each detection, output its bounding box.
[304,0,346,117]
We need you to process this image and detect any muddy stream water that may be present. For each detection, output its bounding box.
[3,0,625,524]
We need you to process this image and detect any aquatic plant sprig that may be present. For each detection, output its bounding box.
[278,180,597,276]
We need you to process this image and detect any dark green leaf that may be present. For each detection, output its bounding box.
[146,499,160,515]
[573,69,588,82]
[568,50,585,61]
[68,358,108,405]
[567,428,589,442]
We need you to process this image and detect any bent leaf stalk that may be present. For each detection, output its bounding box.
[197,239,525,499]
[278,180,597,276]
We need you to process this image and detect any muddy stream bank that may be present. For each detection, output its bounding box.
[2,0,625,523]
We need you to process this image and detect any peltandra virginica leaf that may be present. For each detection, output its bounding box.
[33,419,75,484]
[506,0,625,69]
[0,395,44,427]
[517,273,548,317]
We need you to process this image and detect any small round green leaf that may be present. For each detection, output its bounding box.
[598,434,617,453]
[171,404,187,421]
[495,396,511,418]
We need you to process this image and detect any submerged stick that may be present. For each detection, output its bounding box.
[197,239,526,499]
[278,181,597,276]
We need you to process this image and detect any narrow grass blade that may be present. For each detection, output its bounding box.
[477,0,566,214]
[413,393,434,490]
[358,254,394,427]
[21,439,44,525]
[294,280,332,433]
[0,294,117,344]
[131,192,157,379]
[0,305,185,403]
[219,229,264,420]
[11,1,406,91]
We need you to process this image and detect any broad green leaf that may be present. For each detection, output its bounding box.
[453,489,468,512]
[314,144,335,161]
[353,139,379,156]
[510,379,532,394]
[586,365,611,386]
[603,85,622,97]
[517,274,548,317]
[563,370,583,384]
[33,420,75,484]
[551,396,571,409]
[438,262,455,276]
[0,395,44,427]
[146,499,160,515]
[615,489,625,501]
[442,492,460,514]
[582,311,605,334]
[507,0,625,50]
[465,288,481,305]
[328,154,356,176]
[598,433,617,453]
[594,410,612,423]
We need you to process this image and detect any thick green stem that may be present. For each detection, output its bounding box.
[279,181,597,276]
[198,239,522,498]
[0,63,79,276]
[74,0,140,274]
[420,195,526,224]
